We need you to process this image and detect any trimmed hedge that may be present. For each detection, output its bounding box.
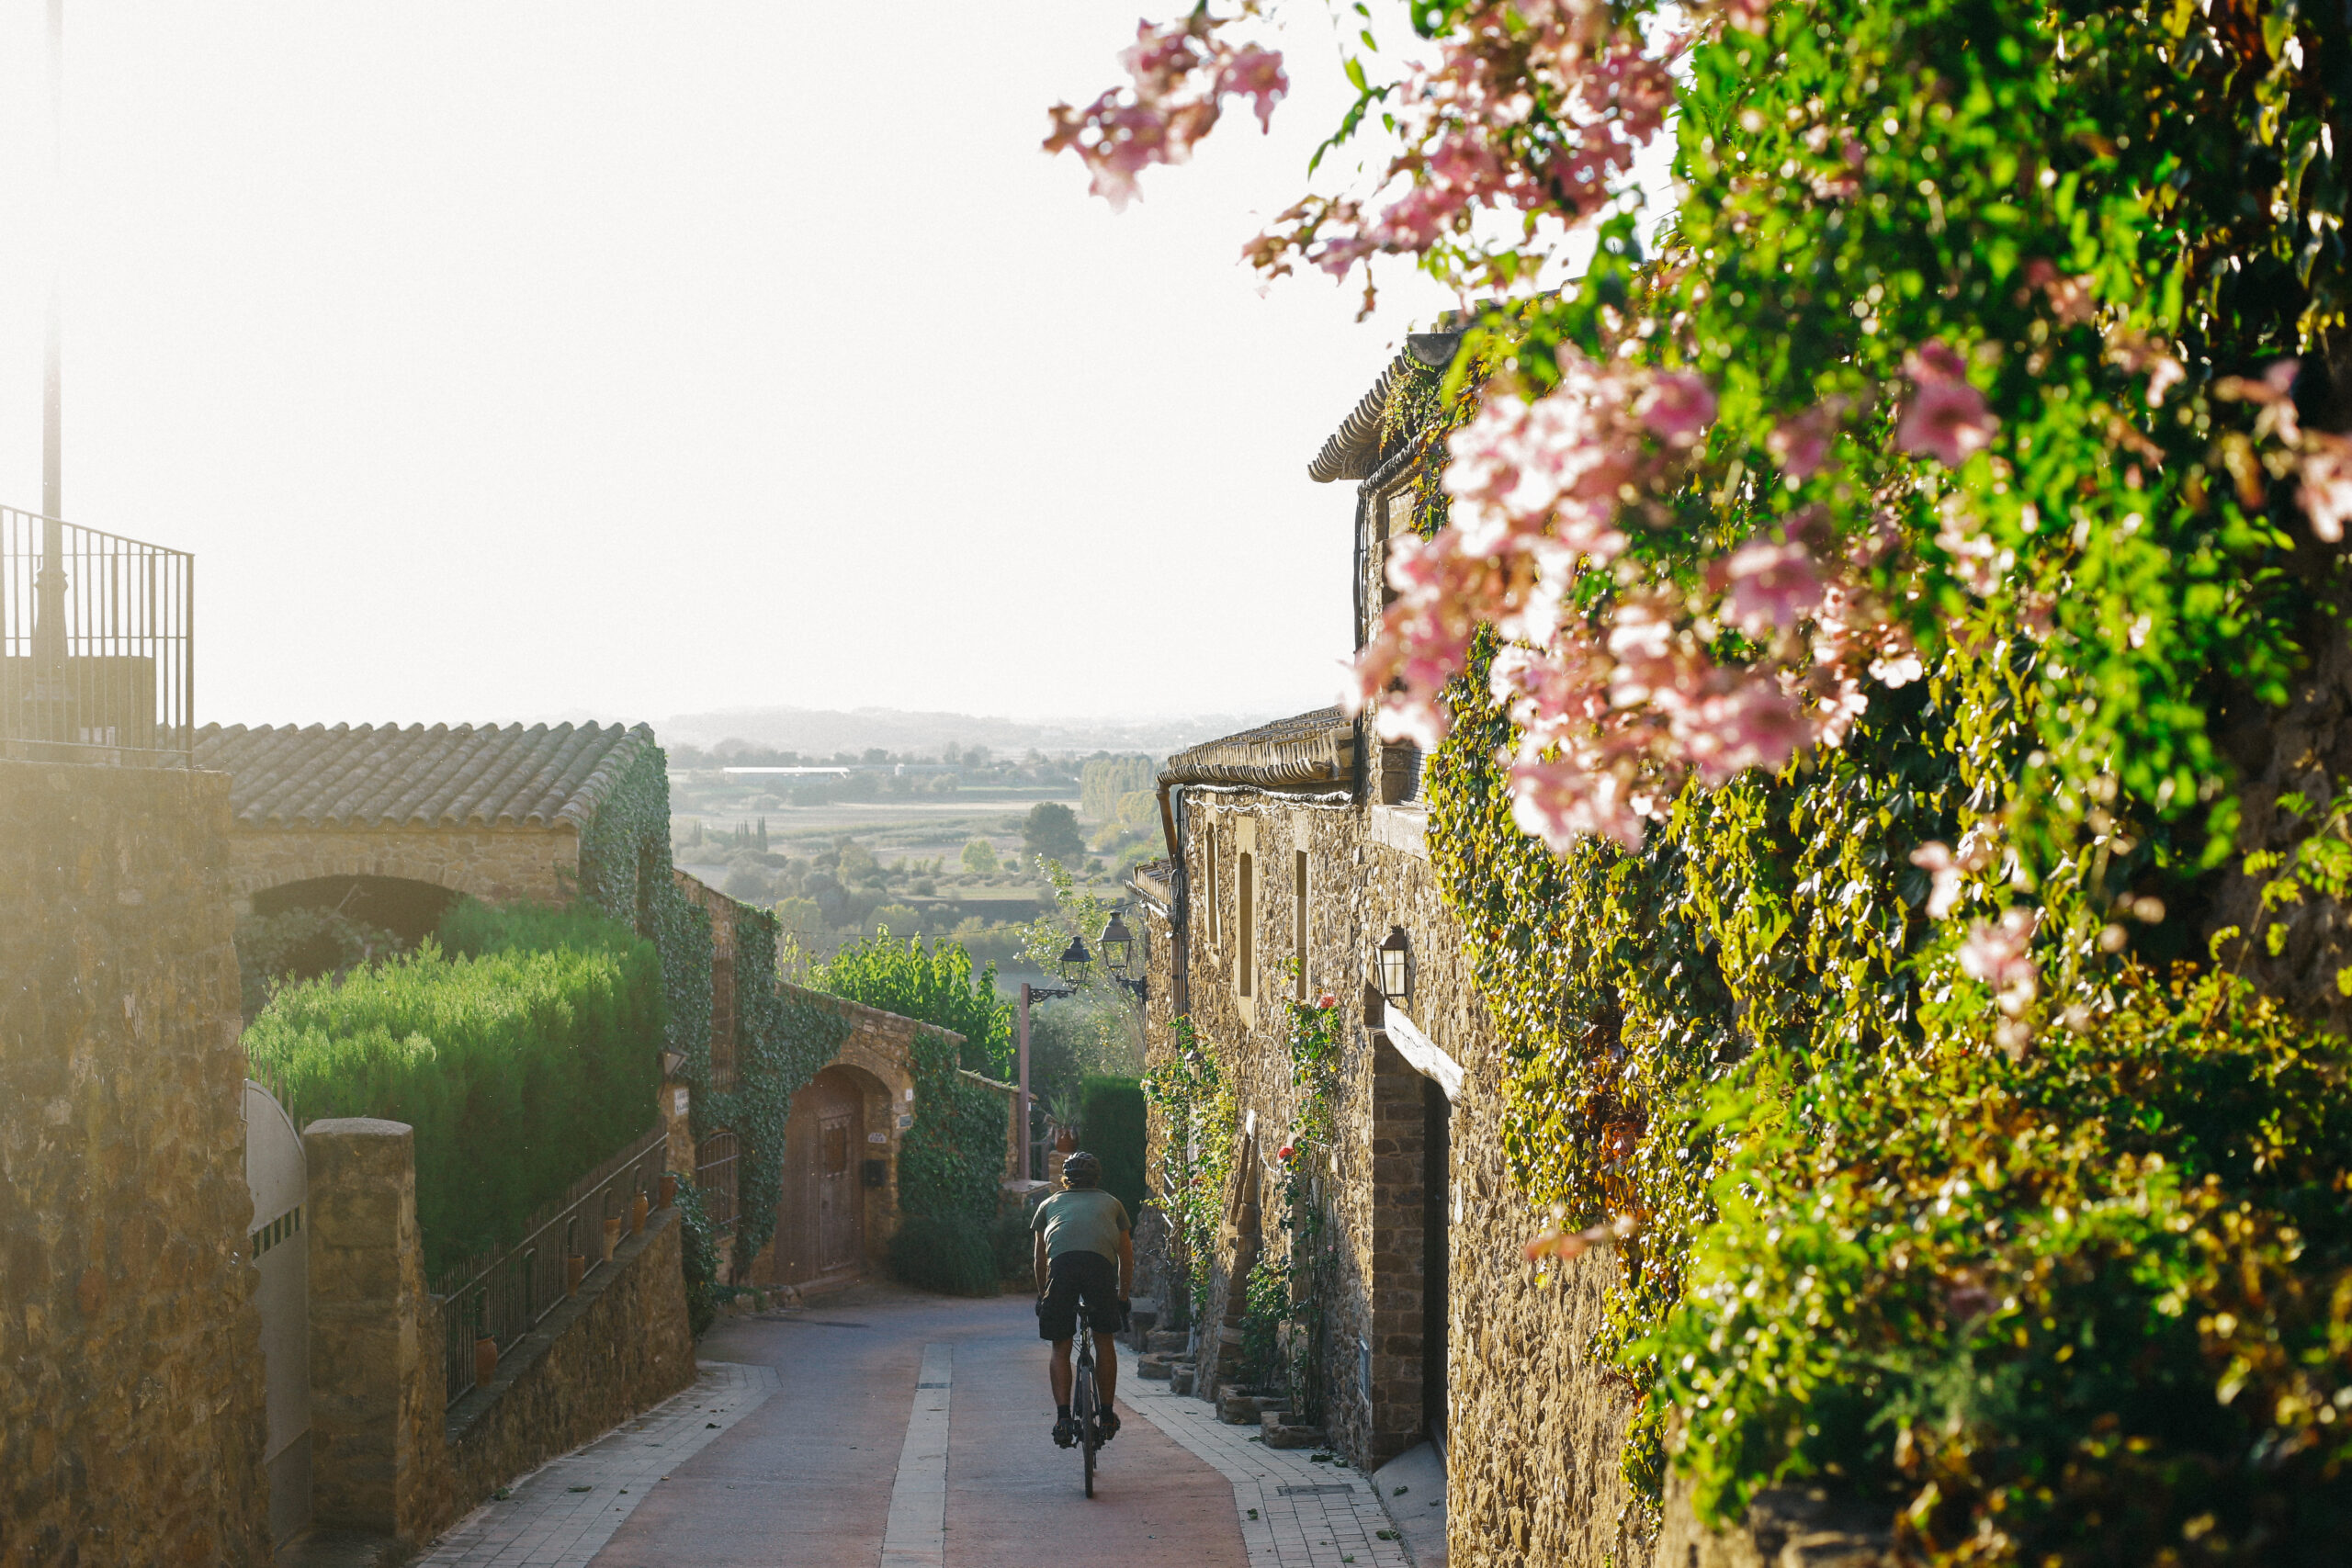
[243,900,662,1272]
[1077,1076,1147,1222]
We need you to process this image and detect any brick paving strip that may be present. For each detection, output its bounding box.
[411,1361,779,1567]
[879,1343,954,1568]
[1114,1348,1414,1568]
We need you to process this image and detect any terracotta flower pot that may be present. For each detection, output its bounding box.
[474,1336,498,1384]
[566,1253,585,1294]
[659,1173,678,1209]
[631,1193,650,1234]
[603,1215,623,1261]
[1055,1127,1079,1153]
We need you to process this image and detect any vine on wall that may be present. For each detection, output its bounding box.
[1243,990,1342,1421]
[1141,1013,1239,1324]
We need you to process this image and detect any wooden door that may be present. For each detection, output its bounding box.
[772,1068,865,1286]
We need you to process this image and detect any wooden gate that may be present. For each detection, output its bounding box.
[243,1080,311,1545]
[770,1067,865,1286]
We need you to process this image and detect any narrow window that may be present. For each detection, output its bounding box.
[1238,852,1255,998]
[1205,825,1221,945]
[1294,850,1309,999]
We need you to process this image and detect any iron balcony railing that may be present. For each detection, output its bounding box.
[0,504,192,764]
[430,1125,671,1408]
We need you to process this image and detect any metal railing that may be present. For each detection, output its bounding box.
[695,1129,739,1234]
[431,1125,671,1408]
[0,505,193,765]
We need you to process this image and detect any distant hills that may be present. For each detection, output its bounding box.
[653,705,1286,760]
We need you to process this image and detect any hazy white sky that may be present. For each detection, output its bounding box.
[0,3,1489,728]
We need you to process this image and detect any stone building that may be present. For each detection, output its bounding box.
[1131,332,1645,1568]
[192,719,661,937]
[670,870,1021,1294]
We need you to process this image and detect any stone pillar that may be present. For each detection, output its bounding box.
[304,1117,446,1539]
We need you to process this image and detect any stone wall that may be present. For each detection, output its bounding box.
[436,1210,694,1529]
[223,824,579,913]
[301,1116,695,1548]
[0,759,272,1567]
[1142,784,1645,1567]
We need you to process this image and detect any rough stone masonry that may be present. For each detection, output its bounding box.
[0,760,272,1567]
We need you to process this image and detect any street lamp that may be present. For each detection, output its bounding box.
[1377,925,1411,1006]
[1057,934,1093,987]
[1099,909,1148,1000]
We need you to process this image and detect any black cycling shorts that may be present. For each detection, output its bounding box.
[1036,1250,1122,1341]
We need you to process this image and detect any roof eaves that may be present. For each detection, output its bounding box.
[1306,332,1463,484]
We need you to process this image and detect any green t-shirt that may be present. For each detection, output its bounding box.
[1031,1188,1131,1263]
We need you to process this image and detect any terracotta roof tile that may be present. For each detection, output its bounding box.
[192,721,656,830]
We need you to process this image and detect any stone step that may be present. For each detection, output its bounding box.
[1145,1329,1189,1354]
[1136,1353,1176,1381]
[1168,1367,1194,1396]
[1220,1391,1288,1425]
[1262,1420,1325,1450]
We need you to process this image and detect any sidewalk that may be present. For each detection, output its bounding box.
[1116,1348,1413,1568]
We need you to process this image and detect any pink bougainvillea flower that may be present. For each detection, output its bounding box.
[1636,371,1717,448]
[1717,536,1826,635]
[2300,433,2352,545]
[1909,840,1963,919]
[1958,908,2039,1017]
[1766,400,1842,479]
[1219,44,1288,130]
[1905,340,1971,384]
[1316,992,1338,1010]
[1897,378,1998,468]
[1523,1212,1638,1264]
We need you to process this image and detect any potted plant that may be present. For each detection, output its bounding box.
[631,1190,650,1233]
[659,1172,678,1208]
[566,1252,586,1294]
[602,1213,623,1261]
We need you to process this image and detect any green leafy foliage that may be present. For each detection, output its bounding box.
[1077,1076,1148,1219]
[896,1026,1010,1225]
[888,1212,1002,1297]
[1386,2,2352,1548]
[1142,1014,1239,1323]
[671,1171,720,1337]
[242,901,662,1273]
[1023,801,1087,865]
[812,931,1015,1078]
[233,906,403,1018]
[1656,966,2352,1562]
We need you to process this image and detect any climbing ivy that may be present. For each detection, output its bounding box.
[1141,1013,1240,1324]
[1241,989,1343,1421]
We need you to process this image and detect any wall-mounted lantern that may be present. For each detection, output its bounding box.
[1377,925,1411,1006]
[1057,934,1093,987]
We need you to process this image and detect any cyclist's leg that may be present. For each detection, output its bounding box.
[1049,1338,1075,1406]
[1094,1330,1119,1408]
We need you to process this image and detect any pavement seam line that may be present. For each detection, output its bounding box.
[878,1341,954,1568]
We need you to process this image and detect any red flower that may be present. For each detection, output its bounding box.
[1277,1144,1295,1161]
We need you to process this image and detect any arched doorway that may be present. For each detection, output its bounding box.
[771,1066,867,1287]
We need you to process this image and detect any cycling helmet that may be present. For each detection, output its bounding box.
[1061,1150,1102,1188]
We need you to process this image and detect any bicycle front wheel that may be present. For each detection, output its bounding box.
[1076,1369,1097,1496]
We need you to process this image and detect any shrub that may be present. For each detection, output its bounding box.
[671,1172,719,1337]
[1655,966,2352,1562]
[243,901,662,1273]
[812,931,1013,1077]
[1078,1076,1148,1220]
[234,906,403,1018]
[888,1213,1001,1297]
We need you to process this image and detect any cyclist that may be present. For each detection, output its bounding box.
[1032,1148,1133,1448]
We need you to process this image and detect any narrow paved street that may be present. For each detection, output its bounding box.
[413,1283,1423,1568]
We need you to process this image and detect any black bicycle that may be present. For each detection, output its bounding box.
[1073,1327,1102,1496]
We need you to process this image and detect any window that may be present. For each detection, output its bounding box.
[1294,850,1309,999]
[1237,852,1255,998]
[1204,824,1221,945]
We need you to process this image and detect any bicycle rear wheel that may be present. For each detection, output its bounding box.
[1076,1351,1098,1496]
